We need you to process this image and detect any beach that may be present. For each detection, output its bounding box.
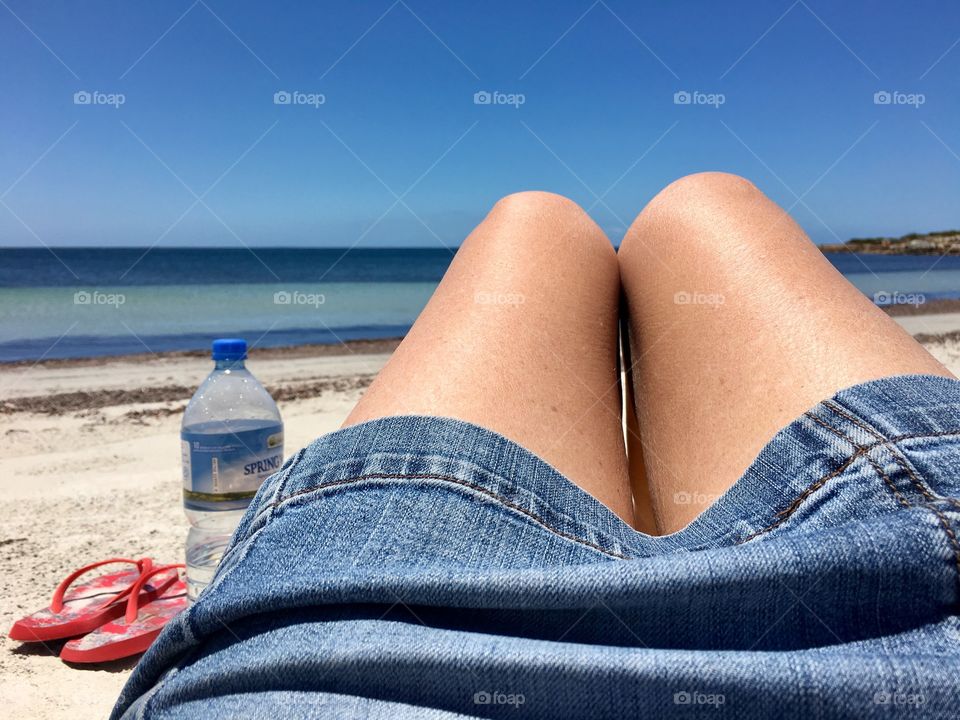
[2,316,960,720]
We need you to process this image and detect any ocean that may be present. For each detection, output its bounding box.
[2,247,959,362]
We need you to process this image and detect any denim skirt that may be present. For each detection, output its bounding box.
[113,374,960,719]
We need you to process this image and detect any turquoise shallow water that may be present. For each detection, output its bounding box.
[0,282,435,360]
[1,248,958,361]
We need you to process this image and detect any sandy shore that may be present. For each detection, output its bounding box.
[2,322,960,719]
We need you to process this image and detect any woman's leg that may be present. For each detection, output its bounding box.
[618,172,954,534]
[345,191,634,524]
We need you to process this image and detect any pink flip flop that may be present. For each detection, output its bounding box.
[60,564,187,664]
[8,557,175,643]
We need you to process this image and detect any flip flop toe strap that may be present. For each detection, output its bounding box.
[125,564,186,624]
[50,557,153,614]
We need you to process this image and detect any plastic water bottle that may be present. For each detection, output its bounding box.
[181,339,283,600]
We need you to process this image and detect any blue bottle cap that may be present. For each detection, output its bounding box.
[211,338,247,361]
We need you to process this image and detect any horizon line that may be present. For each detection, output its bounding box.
[0,242,852,250]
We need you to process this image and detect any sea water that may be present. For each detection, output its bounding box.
[2,248,960,362]
[181,339,283,600]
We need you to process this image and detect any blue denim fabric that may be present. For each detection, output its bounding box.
[113,375,960,719]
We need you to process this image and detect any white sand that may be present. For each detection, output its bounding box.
[2,329,960,719]
[894,312,960,337]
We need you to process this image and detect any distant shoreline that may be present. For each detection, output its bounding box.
[818,230,960,255]
[818,245,960,256]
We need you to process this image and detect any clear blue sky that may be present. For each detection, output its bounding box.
[1,0,959,247]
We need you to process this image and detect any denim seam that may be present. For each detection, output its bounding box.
[739,452,862,543]
[884,444,960,512]
[812,403,960,590]
[272,447,307,501]
[919,501,960,593]
[268,472,630,560]
[879,430,960,443]
[737,428,960,545]
[862,454,911,509]
[823,400,952,507]
[822,399,886,440]
[738,429,960,542]
[804,409,912,508]
[273,448,598,525]
[803,410,861,446]
[881,433,960,513]
[848,407,960,511]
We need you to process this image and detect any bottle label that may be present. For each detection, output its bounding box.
[181,424,284,511]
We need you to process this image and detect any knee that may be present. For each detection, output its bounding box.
[619,172,764,259]
[640,172,762,226]
[483,191,616,265]
[491,190,584,215]
[488,191,594,235]
[659,171,759,199]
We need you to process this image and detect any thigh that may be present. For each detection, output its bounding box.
[618,172,953,534]
[345,191,633,524]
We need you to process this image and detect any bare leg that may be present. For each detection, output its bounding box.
[621,319,657,534]
[618,172,953,534]
[346,192,634,524]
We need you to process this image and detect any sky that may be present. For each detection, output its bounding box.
[1,0,959,248]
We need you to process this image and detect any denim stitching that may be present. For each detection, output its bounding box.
[882,430,960,443]
[740,430,960,542]
[825,400,960,512]
[862,455,911,509]
[805,409,911,508]
[270,472,629,560]
[920,501,960,587]
[803,410,861,446]
[825,400,932,501]
[822,400,886,441]
[739,453,863,542]
[272,447,307,500]
[881,430,960,512]
[268,449,639,541]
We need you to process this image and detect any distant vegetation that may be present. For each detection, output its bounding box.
[821,230,960,255]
